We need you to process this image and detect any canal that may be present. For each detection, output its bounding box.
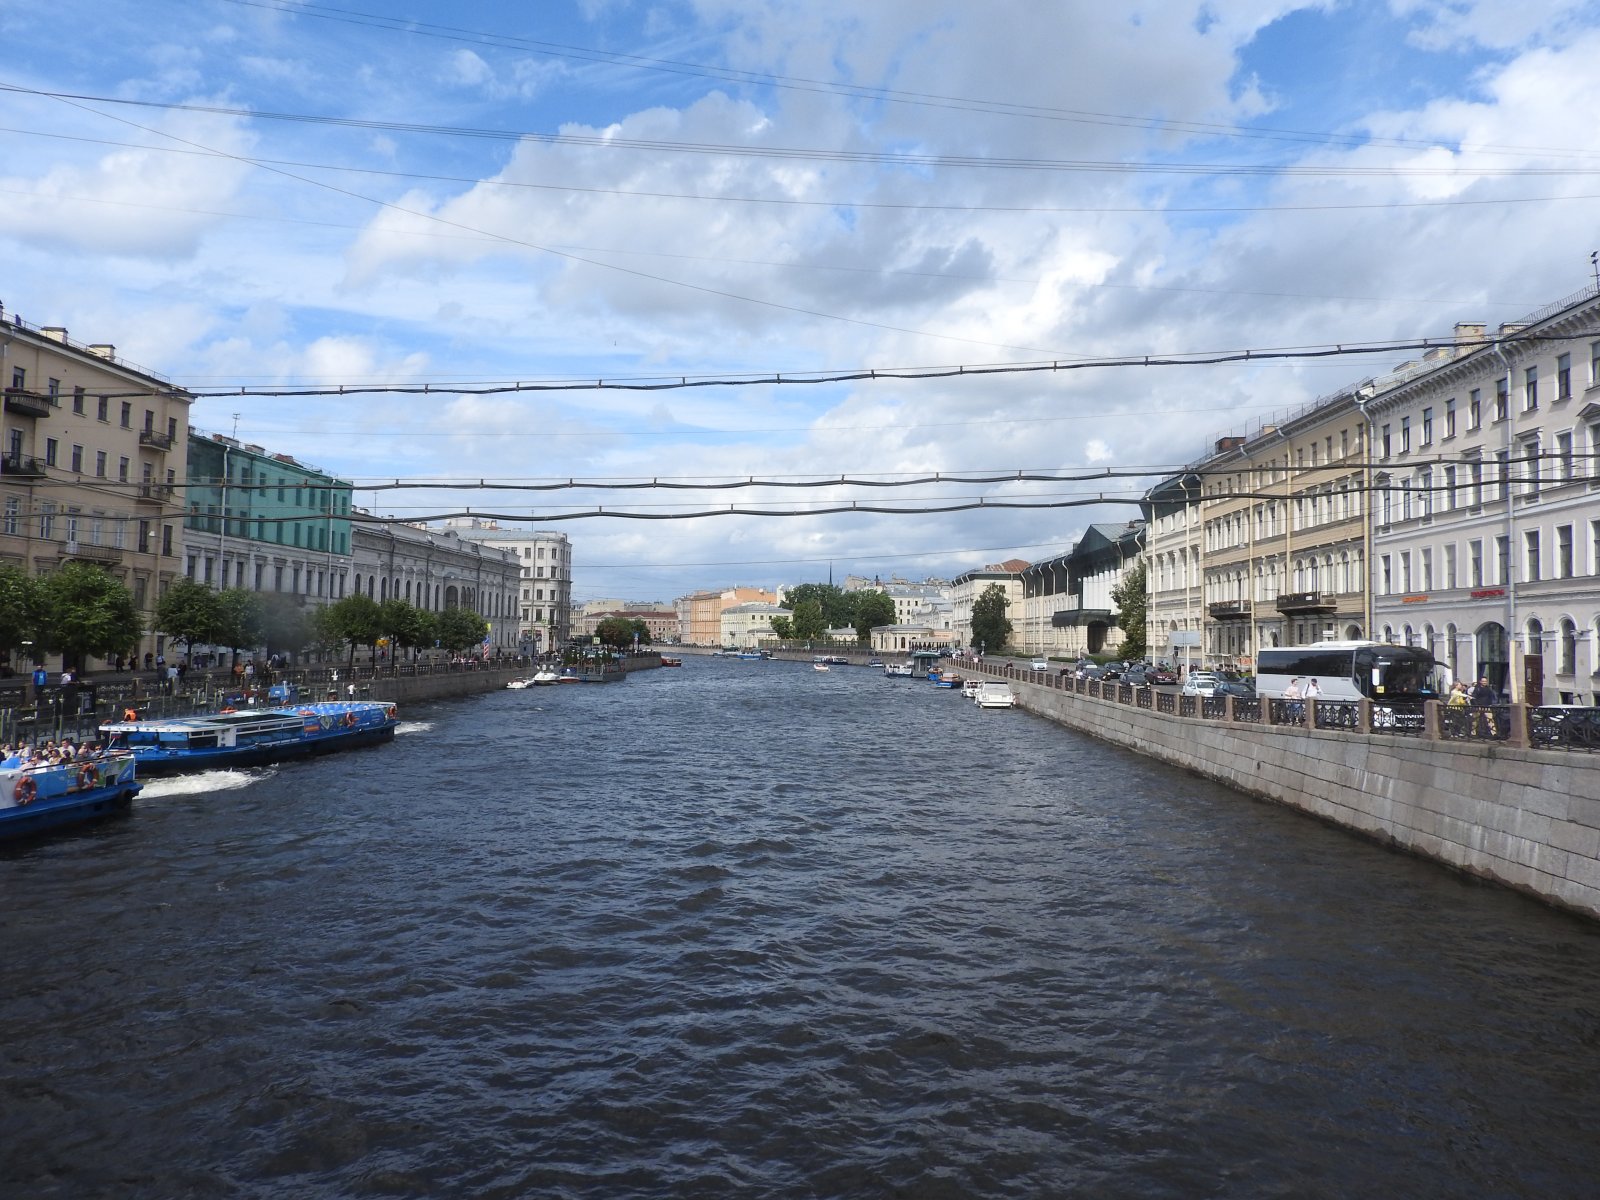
[4,655,1598,1197]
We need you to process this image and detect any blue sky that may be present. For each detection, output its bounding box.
[4,0,1600,601]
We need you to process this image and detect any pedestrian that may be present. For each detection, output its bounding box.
[1304,677,1320,703]
[1282,676,1305,724]
[347,682,356,699]
[1469,675,1498,736]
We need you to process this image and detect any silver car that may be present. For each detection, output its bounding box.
[1181,671,1220,697]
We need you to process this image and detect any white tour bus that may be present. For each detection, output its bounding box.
[1254,641,1449,703]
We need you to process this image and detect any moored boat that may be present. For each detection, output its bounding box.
[530,669,561,685]
[884,662,915,677]
[0,754,142,841]
[659,656,683,667]
[975,681,1016,708]
[99,701,399,775]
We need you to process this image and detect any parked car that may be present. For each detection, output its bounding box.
[1122,665,1151,687]
[1028,659,1049,671]
[1214,678,1254,699]
[1148,664,1177,685]
[1181,671,1220,697]
[1099,664,1124,682]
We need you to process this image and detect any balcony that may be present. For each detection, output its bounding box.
[136,483,174,504]
[138,429,173,451]
[62,542,123,565]
[1207,600,1252,620]
[2,453,46,477]
[3,388,53,418]
[1276,591,1337,615]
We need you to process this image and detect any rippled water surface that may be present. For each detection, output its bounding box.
[5,656,1600,1198]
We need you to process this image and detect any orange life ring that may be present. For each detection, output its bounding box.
[78,763,98,790]
[14,775,37,806]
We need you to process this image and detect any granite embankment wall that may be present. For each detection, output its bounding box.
[1005,676,1600,921]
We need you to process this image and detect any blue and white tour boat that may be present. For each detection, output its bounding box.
[0,754,142,841]
[99,700,400,775]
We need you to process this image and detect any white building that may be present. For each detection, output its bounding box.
[720,602,791,648]
[446,519,573,653]
[351,519,522,655]
[1369,284,1600,703]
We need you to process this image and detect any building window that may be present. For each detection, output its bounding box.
[1421,547,1433,592]
[1496,534,1512,584]
[1557,353,1571,400]
[1523,365,1538,410]
[1400,416,1411,453]
[10,367,24,389]
[1380,554,1392,595]
[1592,341,1600,385]
[97,395,109,421]
[162,525,173,555]
[47,377,60,397]
[1446,399,1457,438]
[120,402,132,428]
[1520,436,1541,498]
[1495,449,1510,502]
[1421,408,1433,445]
[2,497,17,535]
[1557,524,1573,578]
[44,438,58,466]
[1444,464,1457,509]
[70,444,83,472]
[1525,530,1541,582]
[118,456,129,483]
[1469,538,1483,587]
[1400,550,1412,592]
[1418,468,1433,518]
[1469,388,1481,430]
[1495,377,1509,422]
[1444,542,1457,590]
[1557,430,1574,482]
[95,450,106,477]
[72,386,85,414]
[1592,520,1600,575]
[1381,424,1392,458]
[40,501,55,540]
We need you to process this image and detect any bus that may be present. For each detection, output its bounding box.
[1254,641,1448,703]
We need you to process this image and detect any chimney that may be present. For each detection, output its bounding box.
[1215,435,1245,453]
[1453,322,1485,346]
[87,344,116,360]
[1498,322,1528,337]
[40,327,67,344]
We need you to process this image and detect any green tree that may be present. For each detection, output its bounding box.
[851,590,896,643]
[1110,558,1148,661]
[791,598,826,640]
[595,616,649,649]
[154,576,221,664]
[435,606,490,654]
[325,593,383,666]
[769,615,794,640]
[378,599,434,661]
[215,588,266,665]
[970,583,1013,655]
[308,602,347,663]
[0,564,40,666]
[38,563,142,670]
[783,583,852,628]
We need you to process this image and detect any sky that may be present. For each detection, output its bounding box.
[4,0,1600,604]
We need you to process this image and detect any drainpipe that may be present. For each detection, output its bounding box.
[1491,339,1520,702]
[1355,385,1376,640]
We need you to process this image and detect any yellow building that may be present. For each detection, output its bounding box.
[1,315,192,668]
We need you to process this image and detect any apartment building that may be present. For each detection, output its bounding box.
[676,586,778,645]
[1368,285,1600,702]
[0,313,191,668]
[949,560,1028,652]
[184,433,352,603]
[1141,473,1203,669]
[446,519,573,652]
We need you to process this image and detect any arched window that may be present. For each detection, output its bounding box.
[1560,618,1577,675]
[1444,622,1459,678]
[1526,617,1544,658]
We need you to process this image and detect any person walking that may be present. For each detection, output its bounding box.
[1469,676,1498,736]
[1282,677,1305,724]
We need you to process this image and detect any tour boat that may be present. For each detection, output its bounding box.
[0,754,142,841]
[99,701,400,775]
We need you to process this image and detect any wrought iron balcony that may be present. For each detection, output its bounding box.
[62,542,123,564]
[136,483,174,503]
[3,388,53,418]
[1207,599,1252,620]
[1275,590,1337,615]
[138,429,174,451]
[2,452,46,477]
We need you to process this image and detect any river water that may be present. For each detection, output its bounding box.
[4,656,1599,1198]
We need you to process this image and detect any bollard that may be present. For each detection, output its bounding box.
[1357,698,1372,734]
[1506,704,1529,748]
[1423,699,1442,741]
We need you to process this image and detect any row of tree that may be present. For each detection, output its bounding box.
[156,580,492,666]
[767,583,898,642]
[0,563,494,671]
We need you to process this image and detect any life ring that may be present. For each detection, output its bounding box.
[122,707,139,722]
[78,763,98,790]
[14,775,37,806]
[220,706,237,714]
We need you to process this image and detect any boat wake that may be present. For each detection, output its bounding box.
[396,721,434,736]
[139,769,261,799]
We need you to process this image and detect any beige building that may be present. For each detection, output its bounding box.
[677,586,778,645]
[1141,473,1204,669]
[1,314,192,668]
[950,560,1027,651]
[1194,384,1371,669]
[719,601,790,648]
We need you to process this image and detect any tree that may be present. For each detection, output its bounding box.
[38,563,142,670]
[783,583,852,629]
[379,599,433,660]
[791,598,826,640]
[0,564,40,666]
[595,616,649,649]
[325,593,383,666]
[435,606,490,654]
[970,583,1013,654]
[1110,558,1148,661]
[851,590,896,643]
[769,615,794,640]
[155,577,222,664]
[215,588,266,665]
